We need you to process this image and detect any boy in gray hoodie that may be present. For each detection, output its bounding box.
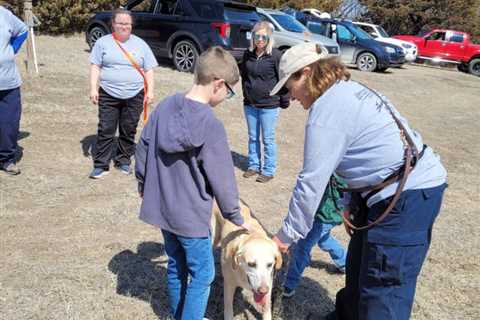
[135,47,250,320]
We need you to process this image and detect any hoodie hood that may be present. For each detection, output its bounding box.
[156,93,214,154]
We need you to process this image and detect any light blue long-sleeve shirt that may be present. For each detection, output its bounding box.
[277,80,447,245]
[0,6,28,91]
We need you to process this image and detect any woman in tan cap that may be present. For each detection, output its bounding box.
[270,43,447,320]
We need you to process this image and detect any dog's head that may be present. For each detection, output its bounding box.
[228,234,282,306]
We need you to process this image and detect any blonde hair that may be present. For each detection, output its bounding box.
[249,21,275,55]
[194,46,240,86]
[291,57,351,100]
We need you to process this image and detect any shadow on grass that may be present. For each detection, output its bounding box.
[109,242,335,319]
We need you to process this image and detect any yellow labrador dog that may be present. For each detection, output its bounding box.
[211,201,282,320]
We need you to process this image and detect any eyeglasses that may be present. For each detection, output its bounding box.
[114,22,132,26]
[224,81,235,99]
[253,33,269,42]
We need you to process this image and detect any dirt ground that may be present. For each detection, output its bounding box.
[1,35,479,320]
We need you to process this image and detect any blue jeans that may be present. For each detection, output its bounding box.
[244,105,279,177]
[335,184,447,320]
[162,230,215,320]
[285,219,346,291]
[0,87,21,167]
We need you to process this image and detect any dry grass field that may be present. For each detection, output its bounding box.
[0,35,479,320]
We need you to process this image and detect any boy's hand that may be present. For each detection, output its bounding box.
[272,235,289,253]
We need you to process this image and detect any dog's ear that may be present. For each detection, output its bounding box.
[273,243,283,270]
[227,243,243,270]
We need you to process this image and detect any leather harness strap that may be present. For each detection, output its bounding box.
[341,85,422,232]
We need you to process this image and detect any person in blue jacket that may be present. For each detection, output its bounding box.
[271,43,447,320]
[0,5,28,175]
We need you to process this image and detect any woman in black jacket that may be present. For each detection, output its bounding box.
[240,21,289,183]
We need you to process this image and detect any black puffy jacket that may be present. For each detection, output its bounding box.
[239,48,289,109]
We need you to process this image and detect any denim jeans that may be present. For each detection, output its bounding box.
[335,184,447,320]
[0,87,21,167]
[244,105,279,177]
[162,230,215,320]
[285,219,346,291]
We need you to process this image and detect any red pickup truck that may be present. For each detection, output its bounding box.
[394,29,480,76]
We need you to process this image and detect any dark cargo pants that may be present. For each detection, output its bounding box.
[335,184,446,320]
[93,88,144,170]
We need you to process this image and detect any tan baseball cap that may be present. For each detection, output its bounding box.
[270,43,330,96]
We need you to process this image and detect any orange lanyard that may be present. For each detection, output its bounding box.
[112,33,149,122]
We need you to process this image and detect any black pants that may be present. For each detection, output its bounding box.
[93,88,144,170]
[0,87,21,167]
[335,185,446,320]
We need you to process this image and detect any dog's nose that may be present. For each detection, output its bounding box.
[258,285,269,294]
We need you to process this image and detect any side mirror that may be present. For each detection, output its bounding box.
[370,32,378,38]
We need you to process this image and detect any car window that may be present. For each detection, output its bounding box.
[158,0,180,15]
[357,25,373,35]
[190,1,223,19]
[447,32,464,43]
[336,25,353,41]
[306,21,329,37]
[426,32,446,41]
[270,14,307,33]
[224,7,259,22]
[377,26,390,37]
[129,0,156,13]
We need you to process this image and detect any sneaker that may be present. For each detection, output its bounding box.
[337,266,346,274]
[243,169,258,178]
[282,287,295,298]
[256,174,273,183]
[115,164,131,175]
[2,163,21,175]
[89,168,109,179]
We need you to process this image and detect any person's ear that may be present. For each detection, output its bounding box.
[213,79,223,94]
[302,66,312,77]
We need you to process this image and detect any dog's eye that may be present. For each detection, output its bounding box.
[247,262,257,268]
[267,263,273,268]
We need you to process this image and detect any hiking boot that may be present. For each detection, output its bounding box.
[89,168,109,179]
[256,174,273,183]
[2,163,21,175]
[243,169,258,178]
[115,164,131,175]
[282,287,295,298]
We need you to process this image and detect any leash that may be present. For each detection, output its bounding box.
[112,32,149,123]
[239,198,289,318]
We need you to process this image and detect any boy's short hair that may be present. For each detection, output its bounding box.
[194,46,240,86]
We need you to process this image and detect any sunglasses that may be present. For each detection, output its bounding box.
[253,33,269,42]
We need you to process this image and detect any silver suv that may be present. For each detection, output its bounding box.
[257,8,340,55]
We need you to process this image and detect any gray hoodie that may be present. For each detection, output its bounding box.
[135,93,244,237]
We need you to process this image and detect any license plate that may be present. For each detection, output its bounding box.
[246,32,252,40]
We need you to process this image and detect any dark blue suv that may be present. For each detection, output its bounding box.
[86,0,260,72]
[287,11,405,72]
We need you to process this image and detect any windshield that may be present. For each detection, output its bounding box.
[349,24,373,40]
[270,14,308,33]
[377,26,390,37]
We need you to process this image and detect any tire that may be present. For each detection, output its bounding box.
[173,40,199,73]
[468,58,480,77]
[88,26,107,49]
[356,52,377,72]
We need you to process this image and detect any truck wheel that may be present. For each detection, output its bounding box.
[468,58,480,77]
[357,52,377,72]
[173,40,198,73]
[88,26,107,49]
